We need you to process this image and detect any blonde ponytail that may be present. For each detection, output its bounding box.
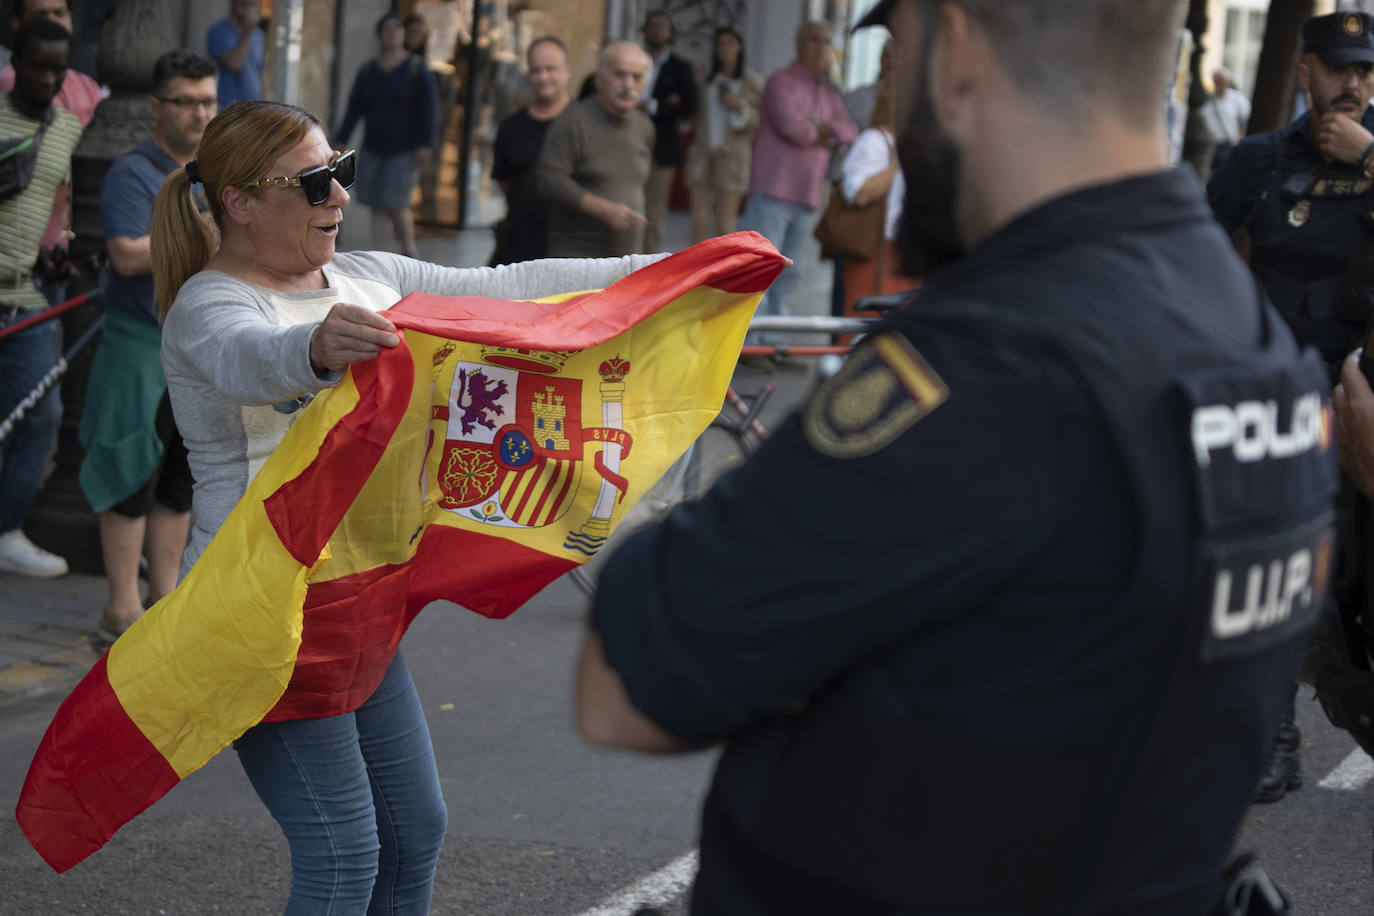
[152,167,215,320]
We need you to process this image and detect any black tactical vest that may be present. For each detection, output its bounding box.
[1245,130,1374,368]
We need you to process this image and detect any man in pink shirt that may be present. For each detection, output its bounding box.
[743,21,857,349]
[0,0,102,299]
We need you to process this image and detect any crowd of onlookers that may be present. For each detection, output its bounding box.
[490,11,911,357]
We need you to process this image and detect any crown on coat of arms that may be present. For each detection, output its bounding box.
[432,342,458,368]
[599,357,631,382]
[480,346,575,375]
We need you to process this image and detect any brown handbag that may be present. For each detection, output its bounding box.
[814,182,885,262]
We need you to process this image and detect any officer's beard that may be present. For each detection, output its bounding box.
[894,41,966,277]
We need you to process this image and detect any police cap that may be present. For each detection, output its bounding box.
[1303,12,1374,68]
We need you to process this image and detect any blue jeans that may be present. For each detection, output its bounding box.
[234,652,448,915]
[742,193,821,345]
[0,311,62,534]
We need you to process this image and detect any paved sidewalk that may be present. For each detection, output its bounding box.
[0,572,107,706]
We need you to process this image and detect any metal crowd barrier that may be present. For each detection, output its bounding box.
[0,291,103,444]
[724,313,881,443]
[739,315,878,358]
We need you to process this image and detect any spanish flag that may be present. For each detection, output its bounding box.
[18,233,784,872]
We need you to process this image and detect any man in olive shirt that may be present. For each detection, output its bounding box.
[537,42,655,257]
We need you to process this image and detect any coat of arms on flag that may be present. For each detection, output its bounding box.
[429,344,637,556]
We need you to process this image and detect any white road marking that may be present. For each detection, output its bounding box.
[574,850,698,916]
[1318,748,1374,791]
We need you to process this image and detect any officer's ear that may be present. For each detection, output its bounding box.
[1298,59,1312,97]
[928,1,986,141]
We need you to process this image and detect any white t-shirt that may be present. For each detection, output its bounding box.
[839,127,904,240]
[1215,87,1252,144]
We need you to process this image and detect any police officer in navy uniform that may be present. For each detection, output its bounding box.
[1208,11,1374,803]
[576,1,1337,913]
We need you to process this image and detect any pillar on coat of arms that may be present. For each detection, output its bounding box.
[564,357,632,555]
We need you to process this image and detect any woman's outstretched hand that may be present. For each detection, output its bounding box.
[309,303,400,374]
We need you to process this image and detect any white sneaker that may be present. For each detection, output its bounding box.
[0,529,69,578]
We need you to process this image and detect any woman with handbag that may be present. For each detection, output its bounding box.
[822,85,917,329]
[685,26,763,244]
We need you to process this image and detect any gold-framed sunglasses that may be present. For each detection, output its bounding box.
[248,149,357,206]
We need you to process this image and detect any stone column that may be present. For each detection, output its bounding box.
[27,0,179,574]
[1248,0,1316,136]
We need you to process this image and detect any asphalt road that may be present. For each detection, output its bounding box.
[0,579,713,915]
[2,363,1374,914]
[1236,696,1374,914]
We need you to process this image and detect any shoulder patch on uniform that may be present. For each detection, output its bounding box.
[803,332,949,458]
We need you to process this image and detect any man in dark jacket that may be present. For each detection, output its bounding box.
[639,9,697,253]
[576,1,1334,913]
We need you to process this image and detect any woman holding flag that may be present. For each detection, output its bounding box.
[149,100,666,914]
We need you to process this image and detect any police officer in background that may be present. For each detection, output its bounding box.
[575,0,1337,912]
[1208,11,1374,804]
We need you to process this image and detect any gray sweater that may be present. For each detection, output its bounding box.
[161,249,665,573]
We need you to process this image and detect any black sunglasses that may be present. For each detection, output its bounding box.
[248,149,356,206]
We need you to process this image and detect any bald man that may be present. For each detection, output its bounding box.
[536,42,656,256]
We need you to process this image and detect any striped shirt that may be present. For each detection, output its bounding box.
[0,93,82,311]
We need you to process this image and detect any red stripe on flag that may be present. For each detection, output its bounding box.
[264,559,416,721]
[265,522,577,720]
[16,654,181,873]
[407,524,578,619]
[264,341,415,565]
[384,232,784,350]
